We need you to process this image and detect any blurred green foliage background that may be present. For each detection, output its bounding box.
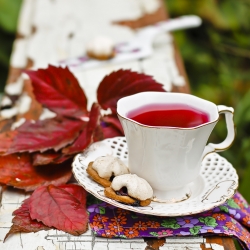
[0,0,22,92]
[0,1,250,201]
[166,0,250,202]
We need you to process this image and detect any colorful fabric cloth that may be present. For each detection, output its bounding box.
[88,192,250,249]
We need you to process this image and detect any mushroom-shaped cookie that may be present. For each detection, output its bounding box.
[86,36,116,60]
[86,155,129,187]
[104,174,153,206]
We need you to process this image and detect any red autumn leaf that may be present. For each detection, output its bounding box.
[0,130,18,153]
[102,126,124,139]
[63,103,102,155]
[29,184,88,236]
[32,151,63,166]
[0,154,72,191]
[4,197,50,241]
[0,117,15,133]
[57,184,87,204]
[102,115,124,134]
[93,124,104,142]
[99,115,124,139]
[97,69,166,113]
[24,65,88,118]
[7,117,85,154]
[32,151,72,166]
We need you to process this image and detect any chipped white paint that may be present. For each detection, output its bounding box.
[138,0,160,14]
[1,96,12,107]
[17,94,32,114]
[0,107,18,119]
[210,243,225,250]
[39,108,57,120]
[17,0,34,36]
[0,94,32,120]
[173,75,185,86]
[161,245,202,249]
[11,117,26,130]
[5,76,24,96]
[165,237,204,244]
[10,39,29,68]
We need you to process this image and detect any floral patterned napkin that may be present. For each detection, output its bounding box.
[88,192,250,249]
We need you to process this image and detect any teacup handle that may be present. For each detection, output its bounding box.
[202,105,235,158]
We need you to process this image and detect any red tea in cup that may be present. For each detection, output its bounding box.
[127,103,209,128]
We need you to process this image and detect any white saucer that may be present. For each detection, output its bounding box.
[72,137,238,216]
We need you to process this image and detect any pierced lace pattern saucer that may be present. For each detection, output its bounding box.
[72,137,238,216]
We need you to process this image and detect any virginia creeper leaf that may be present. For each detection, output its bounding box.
[97,69,166,113]
[58,184,87,204]
[7,117,85,154]
[4,197,50,241]
[63,103,102,155]
[0,130,18,153]
[0,117,15,133]
[101,125,123,139]
[24,65,88,118]
[29,184,88,236]
[100,115,124,139]
[93,124,105,142]
[32,151,72,166]
[102,115,124,134]
[0,154,72,191]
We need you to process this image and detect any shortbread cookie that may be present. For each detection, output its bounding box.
[104,174,153,206]
[86,155,129,187]
[86,36,115,60]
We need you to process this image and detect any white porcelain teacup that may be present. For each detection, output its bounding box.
[117,92,235,202]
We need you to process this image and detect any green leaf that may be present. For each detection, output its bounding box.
[119,235,127,238]
[99,207,105,215]
[150,232,159,237]
[223,226,228,230]
[219,206,229,213]
[227,199,240,209]
[161,218,177,225]
[161,219,180,229]
[199,218,206,224]
[131,215,138,219]
[190,226,201,236]
[199,217,218,227]
[0,0,23,33]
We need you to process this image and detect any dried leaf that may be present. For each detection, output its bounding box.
[7,117,84,154]
[24,65,88,118]
[97,69,166,113]
[29,184,88,235]
[4,198,50,241]
[0,154,72,191]
[63,103,102,155]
